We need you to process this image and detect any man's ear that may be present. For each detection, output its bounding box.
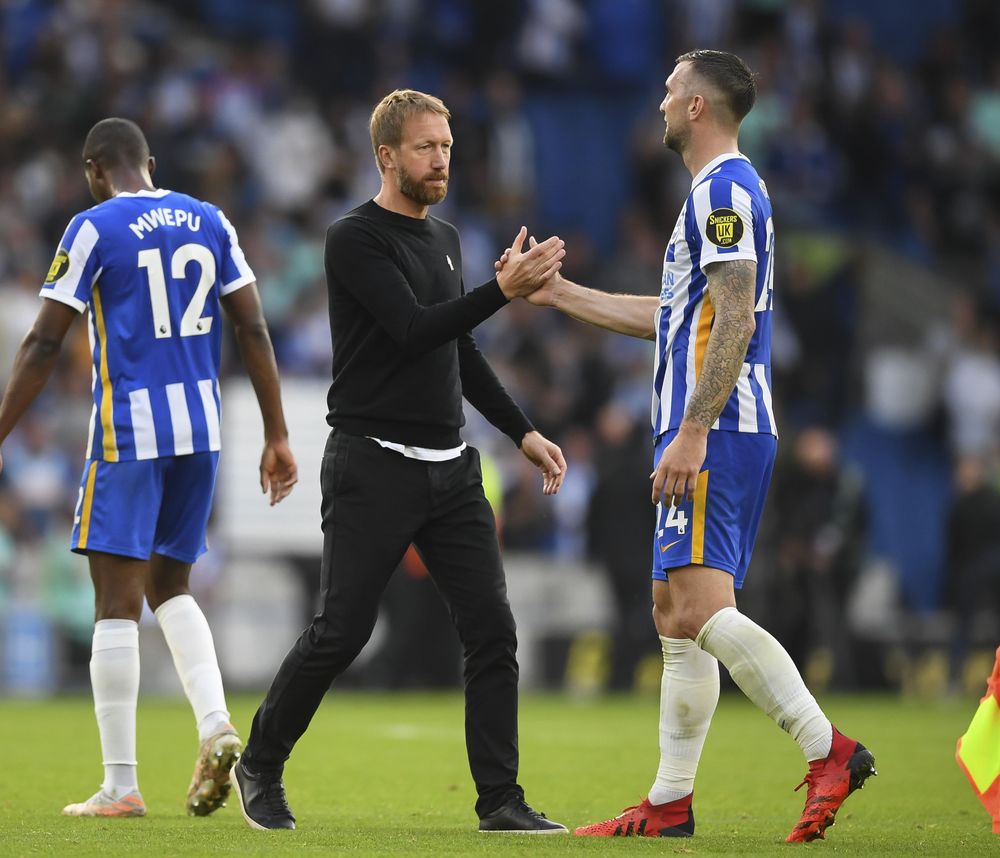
[378,144,395,173]
[147,156,156,177]
[689,94,705,121]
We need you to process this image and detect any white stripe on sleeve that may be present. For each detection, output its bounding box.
[694,179,757,269]
[198,379,222,451]
[44,219,100,312]
[729,183,758,259]
[129,388,159,460]
[216,209,256,294]
[166,382,194,455]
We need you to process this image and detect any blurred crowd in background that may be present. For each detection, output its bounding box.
[0,0,998,697]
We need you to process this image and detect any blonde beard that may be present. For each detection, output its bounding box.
[397,167,448,206]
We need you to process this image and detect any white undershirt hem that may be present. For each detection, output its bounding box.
[368,437,466,461]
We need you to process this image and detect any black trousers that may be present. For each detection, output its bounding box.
[243,429,523,816]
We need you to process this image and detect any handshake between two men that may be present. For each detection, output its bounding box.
[493,225,565,305]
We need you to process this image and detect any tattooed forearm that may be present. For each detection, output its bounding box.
[682,259,757,430]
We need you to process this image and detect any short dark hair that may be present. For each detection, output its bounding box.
[675,50,757,122]
[83,118,150,168]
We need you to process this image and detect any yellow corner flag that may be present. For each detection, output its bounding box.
[956,646,1000,833]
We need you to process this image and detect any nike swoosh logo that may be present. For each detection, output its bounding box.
[660,539,684,553]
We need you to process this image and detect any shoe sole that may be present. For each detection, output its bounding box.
[229,767,270,832]
[187,734,242,817]
[793,744,878,843]
[478,828,569,835]
[574,823,693,837]
[63,796,147,818]
[62,806,147,817]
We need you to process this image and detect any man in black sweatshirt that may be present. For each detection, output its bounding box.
[232,89,569,834]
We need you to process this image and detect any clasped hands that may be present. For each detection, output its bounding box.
[494,226,564,303]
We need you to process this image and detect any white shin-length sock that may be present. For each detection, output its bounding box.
[154,595,230,742]
[91,619,140,797]
[648,636,720,805]
[696,607,832,761]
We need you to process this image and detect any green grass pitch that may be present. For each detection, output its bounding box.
[0,692,994,855]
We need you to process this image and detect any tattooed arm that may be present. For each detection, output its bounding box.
[683,259,758,428]
[649,258,757,504]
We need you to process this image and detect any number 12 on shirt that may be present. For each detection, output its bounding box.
[137,243,216,338]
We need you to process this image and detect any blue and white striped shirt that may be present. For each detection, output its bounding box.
[652,153,777,438]
[40,188,255,461]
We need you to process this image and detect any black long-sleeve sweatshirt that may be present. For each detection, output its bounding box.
[324,199,533,448]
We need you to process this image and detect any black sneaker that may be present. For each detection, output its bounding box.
[229,759,296,830]
[479,797,568,834]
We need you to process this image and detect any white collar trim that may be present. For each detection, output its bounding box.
[690,153,749,188]
[114,188,170,198]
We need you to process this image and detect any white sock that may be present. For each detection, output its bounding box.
[154,595,231,742]
[696,607,832,761]
[648,636,720,805]
[91,619,140,797]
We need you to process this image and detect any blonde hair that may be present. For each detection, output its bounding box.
[369,89,450,174]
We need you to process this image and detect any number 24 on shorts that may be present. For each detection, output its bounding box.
[663,503,687,534]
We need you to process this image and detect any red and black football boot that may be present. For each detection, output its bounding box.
[786,726,877,843]
[574,794,694,837]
